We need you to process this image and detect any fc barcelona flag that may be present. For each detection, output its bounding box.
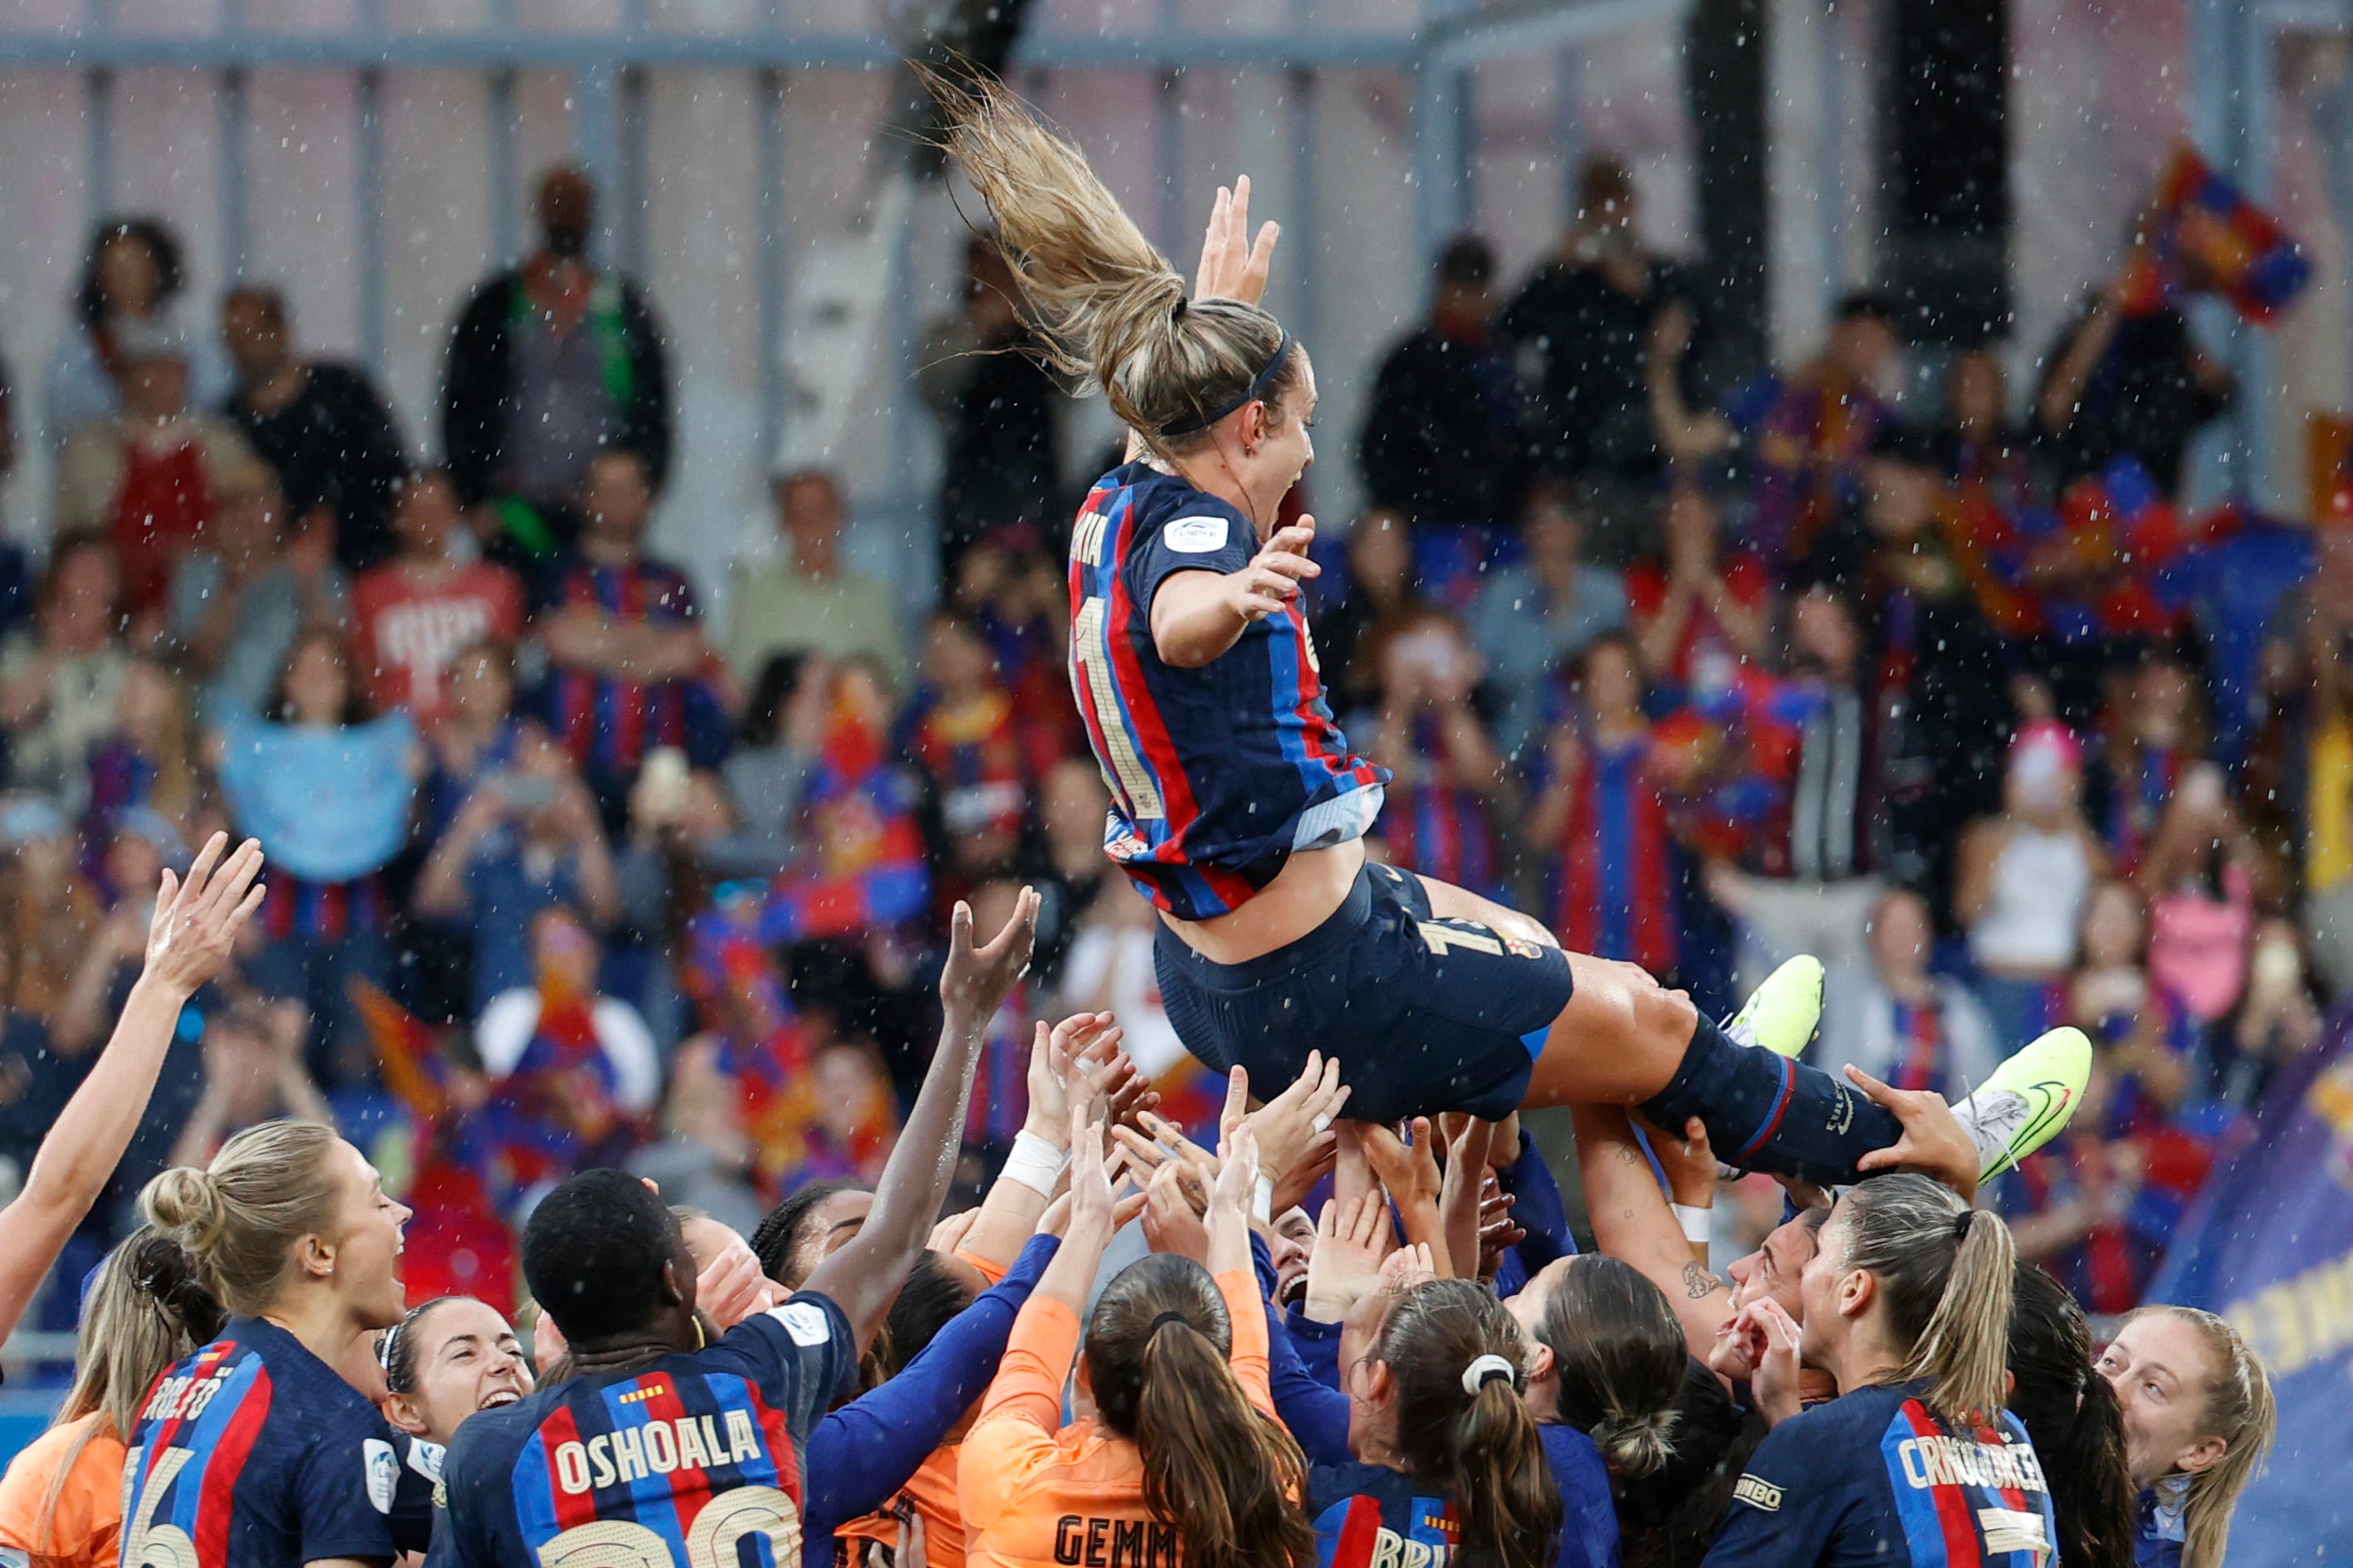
[2120,142,2311,324]
[2145,1009,2353,1567]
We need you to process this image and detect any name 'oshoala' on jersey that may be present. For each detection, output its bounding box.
[1067,463,1387,921]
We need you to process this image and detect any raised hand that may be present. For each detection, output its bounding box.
[940,887,1040,1025]
[144,834,267,1000]
[1244,1051,1351,1214]
[1304,1194,1395,1324]
[1142,1158,1211,1264]
[1229,519,1320,623]
[1193,175,1279,306]
[1848,1062,1981,1204]
[1735,1298,1806,1426]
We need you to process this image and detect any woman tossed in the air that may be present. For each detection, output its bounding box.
[933,70,2086,1192]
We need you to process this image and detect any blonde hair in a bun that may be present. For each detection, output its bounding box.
[139,1121,343,1316]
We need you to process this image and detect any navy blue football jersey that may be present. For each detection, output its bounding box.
[428,1293,857,1568]
[120,1316,438,1568]
[1067,463,1387,920]
[1304,1425,1620,1568]
[1703,1381,2059,1568]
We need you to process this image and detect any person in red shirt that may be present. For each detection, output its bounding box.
[351,469,525,722]
[1623,477,1769,691]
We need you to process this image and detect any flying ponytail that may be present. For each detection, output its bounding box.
[1834,1175,2018,1426]
[1085,1254,1315,1568]
[1376,1279,1563,1568]
[924,67,1302,452]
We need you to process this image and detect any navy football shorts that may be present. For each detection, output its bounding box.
[1153,861,1577,1124]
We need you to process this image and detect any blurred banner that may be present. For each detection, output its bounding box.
[2146,1010,2353,1568]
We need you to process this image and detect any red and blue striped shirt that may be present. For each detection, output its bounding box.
[1067,465,1387,920]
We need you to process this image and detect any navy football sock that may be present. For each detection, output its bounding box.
[1638,1014,1904,1188]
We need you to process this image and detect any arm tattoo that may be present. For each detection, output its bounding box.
[1683,1262,1726,1300]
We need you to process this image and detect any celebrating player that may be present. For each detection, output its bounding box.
[931,68,2086,1190]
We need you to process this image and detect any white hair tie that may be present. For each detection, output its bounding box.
[1461,1354,1517,1396]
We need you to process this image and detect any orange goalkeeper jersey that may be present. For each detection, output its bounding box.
[957,1268,1273,1568]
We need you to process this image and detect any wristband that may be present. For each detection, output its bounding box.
[1672,1203,1712,1245]
[1000,1131,1069,1198]
[1254,1175,1275,1224]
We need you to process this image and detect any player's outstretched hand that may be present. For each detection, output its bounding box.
[941,887,1039,1025]
[1230,519,1320,623]
[144,833,267,1000]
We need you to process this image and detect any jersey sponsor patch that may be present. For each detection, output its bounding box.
[769,1301,833,1346]
[406,1438,445,1482]
[1732,1474,1783,1512]
[364,1438,399,1513]
[1979,1507,2052,1559]
[1164,515,1230,554]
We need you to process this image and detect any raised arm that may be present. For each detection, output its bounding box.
[0,834,266,1341]
[1570,1104,1730,1358]
[803,889,1039,1351]
[1151,520,1321,669]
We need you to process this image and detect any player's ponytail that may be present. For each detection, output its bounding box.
[34,1227,219,1553]
[1377,1280,1564,1568]
[1534,1255,1686,1480]
[1834,1174,2016,1426]
[142,1120,345,1316]
[2008,1266,2135,1568]
[1086,1254,1314,1568]
[2122,1306,2275,1568]
[926,68,1303,455]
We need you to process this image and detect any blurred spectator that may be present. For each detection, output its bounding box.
[1853,431,2016,902]
[2034,272,2233,500]
[1501,156,1698,564]
[723,470,903,686]
[1365,609,1507,901]
[1934,346,2033,505]
[1818,887,2002,1102]
[2086,653,2206,874]
[54,319,267,617]
[220,285,407,574]
[1031,756,1113,985]
[0,538,130,808]
[419,639,530,841]
[413,726,620,1016]
[166,995,334,1168]
[906,609,1043,889]
[472,907,660,1205]
[2214,916,2322,1107]
[0,361,27,644]
[1726,292,1900,572]
[1529,633,1678,976]
[2253,522,2353,993]
[1707,585,1886,986]
[0,935,61,1189]
[1358,236,1528,531]
[82,653,199,845]
[43,218,232,455]
[0,799,104,1033]
[215,628,415,1085]
[169,467,348,720]
[1313,508,1421,716]
[1625,479,1768,689]
[1054,883,1187,1085]
[350,471,526,725]
[443,167,670,535]
[535,448,730,808]
[2134,762,2276,1029]
[717,654,829,877]
[2067,879,2199,1120]
[1469,490,1628,760]
[770,1040,899,1194]
[945,539,1079,764]
[918,237,1064,579]
[1955,720,2109,1046]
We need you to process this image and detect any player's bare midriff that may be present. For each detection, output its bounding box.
[1155,837,1365,965]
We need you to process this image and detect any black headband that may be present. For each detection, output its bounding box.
[1156,334,1294,438]
[1148,1311,1193,1337]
